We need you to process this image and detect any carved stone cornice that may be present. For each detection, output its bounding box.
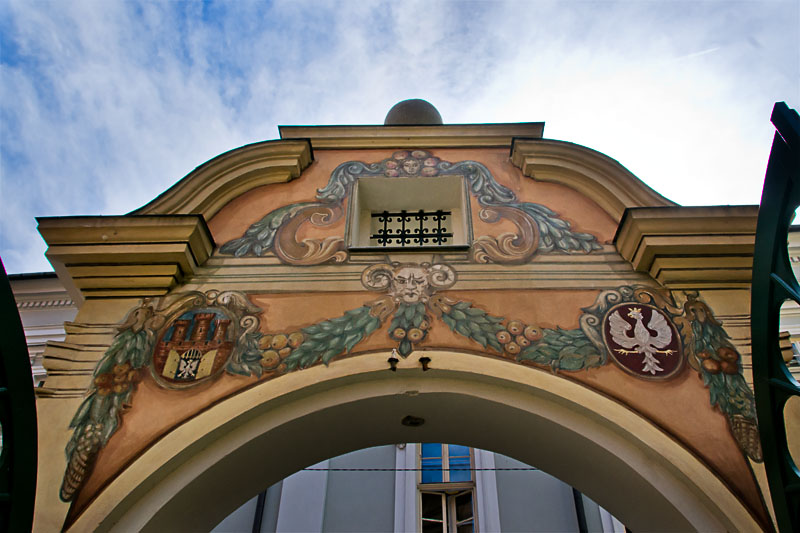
[37,215,214,302]
[511,138,676,222]
[133,139,312,218]
[279,123,544,149]
[16,298,74,309]
[615,206,759,288]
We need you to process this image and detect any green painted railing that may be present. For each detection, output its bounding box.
[752,101,800,533]
[0,259,37,532]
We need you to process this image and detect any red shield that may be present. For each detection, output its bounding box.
[602,303,683,380]
[151,308,235,388]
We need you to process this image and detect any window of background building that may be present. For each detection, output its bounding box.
[419,443,476,533]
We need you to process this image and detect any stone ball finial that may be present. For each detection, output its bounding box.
[384,99,443,125]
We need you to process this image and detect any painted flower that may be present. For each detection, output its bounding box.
[423,157,439,166]
[393,150,410,160]
[411,150,428,159]
[421,167,438,176]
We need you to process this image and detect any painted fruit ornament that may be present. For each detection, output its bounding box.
[507,321,524,336]
[258,335,273,349]
[496,330,512,344]
[288,331,304,348]
[702,359,721,374]
[261,350,281,369]
[523,326,543,342]
[407,328,424,343]
[717,346,738,363]
[697,349,713,360]
[505,342,521,356]
[271,334,288,350]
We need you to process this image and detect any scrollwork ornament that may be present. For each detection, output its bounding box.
[427,263,457,290]
[220,149,602,264]
[362,263,395,291]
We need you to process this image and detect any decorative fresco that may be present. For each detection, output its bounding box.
[58,148,763,525]
[60,260,764,505]
[59,290,263,502]
[218,149,602,264]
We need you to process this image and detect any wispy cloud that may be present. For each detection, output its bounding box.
[1,0,797,273]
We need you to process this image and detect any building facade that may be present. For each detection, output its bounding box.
[10,274,628,532]
[22,101,789,531]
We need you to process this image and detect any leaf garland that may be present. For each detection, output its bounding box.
[518,327,603,371]
[61,327,154,501]
[438,300,505,353]
[514,202,602,253]
[691,318,755,418]
[681,296,762,461]
[219,202,319,257]
[388,303,429,356]
[282,306,381,370]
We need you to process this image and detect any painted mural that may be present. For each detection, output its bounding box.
[59,148,763,525]
[218,149,601,264]
[60,273,762,506]
[60,290,263,502]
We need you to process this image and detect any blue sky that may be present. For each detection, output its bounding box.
[1,0,798,273]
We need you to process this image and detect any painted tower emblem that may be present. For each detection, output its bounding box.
[602,303,683,379]
[152,309,235,387]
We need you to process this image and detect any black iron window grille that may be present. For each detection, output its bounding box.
[370,210,453,247]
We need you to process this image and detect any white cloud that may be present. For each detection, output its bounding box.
[1,0,797,273]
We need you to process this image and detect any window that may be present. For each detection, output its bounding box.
[419,444,476,533]
[347,176,472,252]
[370,209,453,248]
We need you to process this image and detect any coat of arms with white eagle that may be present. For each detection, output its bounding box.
[603,303,682,378]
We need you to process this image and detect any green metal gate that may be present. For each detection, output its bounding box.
[752,101,800,533]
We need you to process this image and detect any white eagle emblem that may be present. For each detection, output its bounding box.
[608,307,674,375]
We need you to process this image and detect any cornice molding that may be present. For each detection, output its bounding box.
[133,139,313,218]
[16,298,74,310]
[279,123,544,149]
[511,139,676,222]
[37,215,214,302]
[615,206,759,288]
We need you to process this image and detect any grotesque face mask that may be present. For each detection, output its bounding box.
[390,266,429,304]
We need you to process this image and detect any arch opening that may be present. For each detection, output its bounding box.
[74,352,758,532]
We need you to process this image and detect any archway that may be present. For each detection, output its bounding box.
[70,351,758,532]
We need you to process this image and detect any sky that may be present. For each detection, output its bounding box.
[0,0,798,274]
